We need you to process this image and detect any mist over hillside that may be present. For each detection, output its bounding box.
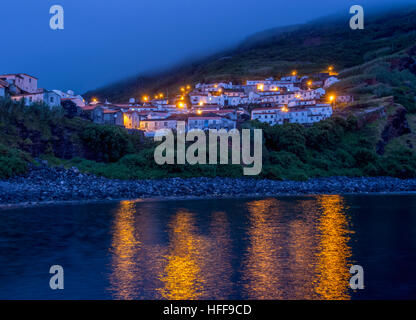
[84,6,416,103]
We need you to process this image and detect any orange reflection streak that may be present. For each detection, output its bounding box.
[109,200,142,300]
[158,211,206,300]
[203,211,233,299]
[315,195,352,300]
[242,199,284,299]
[287,200,321,300]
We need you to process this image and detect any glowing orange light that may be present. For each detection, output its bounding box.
[329,95,335,102]
[198,101,204,106]
[196,109,202,115]
[178,102,184,108]
[292,71,297,76]
[282,106,289,112]
[257,84,264,91]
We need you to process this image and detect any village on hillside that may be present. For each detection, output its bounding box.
[0,68,354,137]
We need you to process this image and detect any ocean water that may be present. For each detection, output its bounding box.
[0,194,415,299]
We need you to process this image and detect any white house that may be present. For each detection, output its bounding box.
[11,89,61,107]
[122,110,141,129]
[188,115,236,131]
[324,76,339,89]
[0,79,8,98]
[251,104,332,126]
[308,104,333,117]
[260,92,296,104]
[139,114,190,137]
[288,99,317,107]
[189,91,221,105]
[0,73,38,93]
[53,89,86,107]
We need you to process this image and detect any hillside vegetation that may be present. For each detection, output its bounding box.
[1,97,415,180]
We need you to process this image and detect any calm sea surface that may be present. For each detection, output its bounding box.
[0,194,415,300]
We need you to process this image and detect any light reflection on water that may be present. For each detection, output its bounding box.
[315,195,352,300]
[108,196,353,300]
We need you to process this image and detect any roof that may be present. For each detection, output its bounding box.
[81,105,98,111]
[252,112,278,116]
[103,109,121,114]
[158,115,186,121]
[213,110,235,114]
[0,73,38,80]
[252,107,281,112]
[112,104,135,108]
[10,89,46,97]
[191,104,220,109]
[288,108,310,113]
[141,117,178,122]
[314,104,332,107]
[188,116,223,121]
[0,79,9,87]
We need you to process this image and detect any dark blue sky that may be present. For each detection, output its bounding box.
[0,0,410,93]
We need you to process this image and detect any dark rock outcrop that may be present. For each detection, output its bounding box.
[376,105,411,154]
[391,56,416,74]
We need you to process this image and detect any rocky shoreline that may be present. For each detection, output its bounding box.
[1,165,416,208]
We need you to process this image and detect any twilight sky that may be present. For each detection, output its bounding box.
[0,0,411,93]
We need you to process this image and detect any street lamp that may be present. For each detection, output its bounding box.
[329,95,336,107]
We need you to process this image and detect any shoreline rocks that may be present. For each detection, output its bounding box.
[1,165,416,207]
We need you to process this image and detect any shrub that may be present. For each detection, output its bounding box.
[80,125,134,162]
[353,148,378,167]
[0,144,30,178]
[269,151,303,168]
[119,149,157,169]
[379,148,416,178]
[61,100,78,118]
